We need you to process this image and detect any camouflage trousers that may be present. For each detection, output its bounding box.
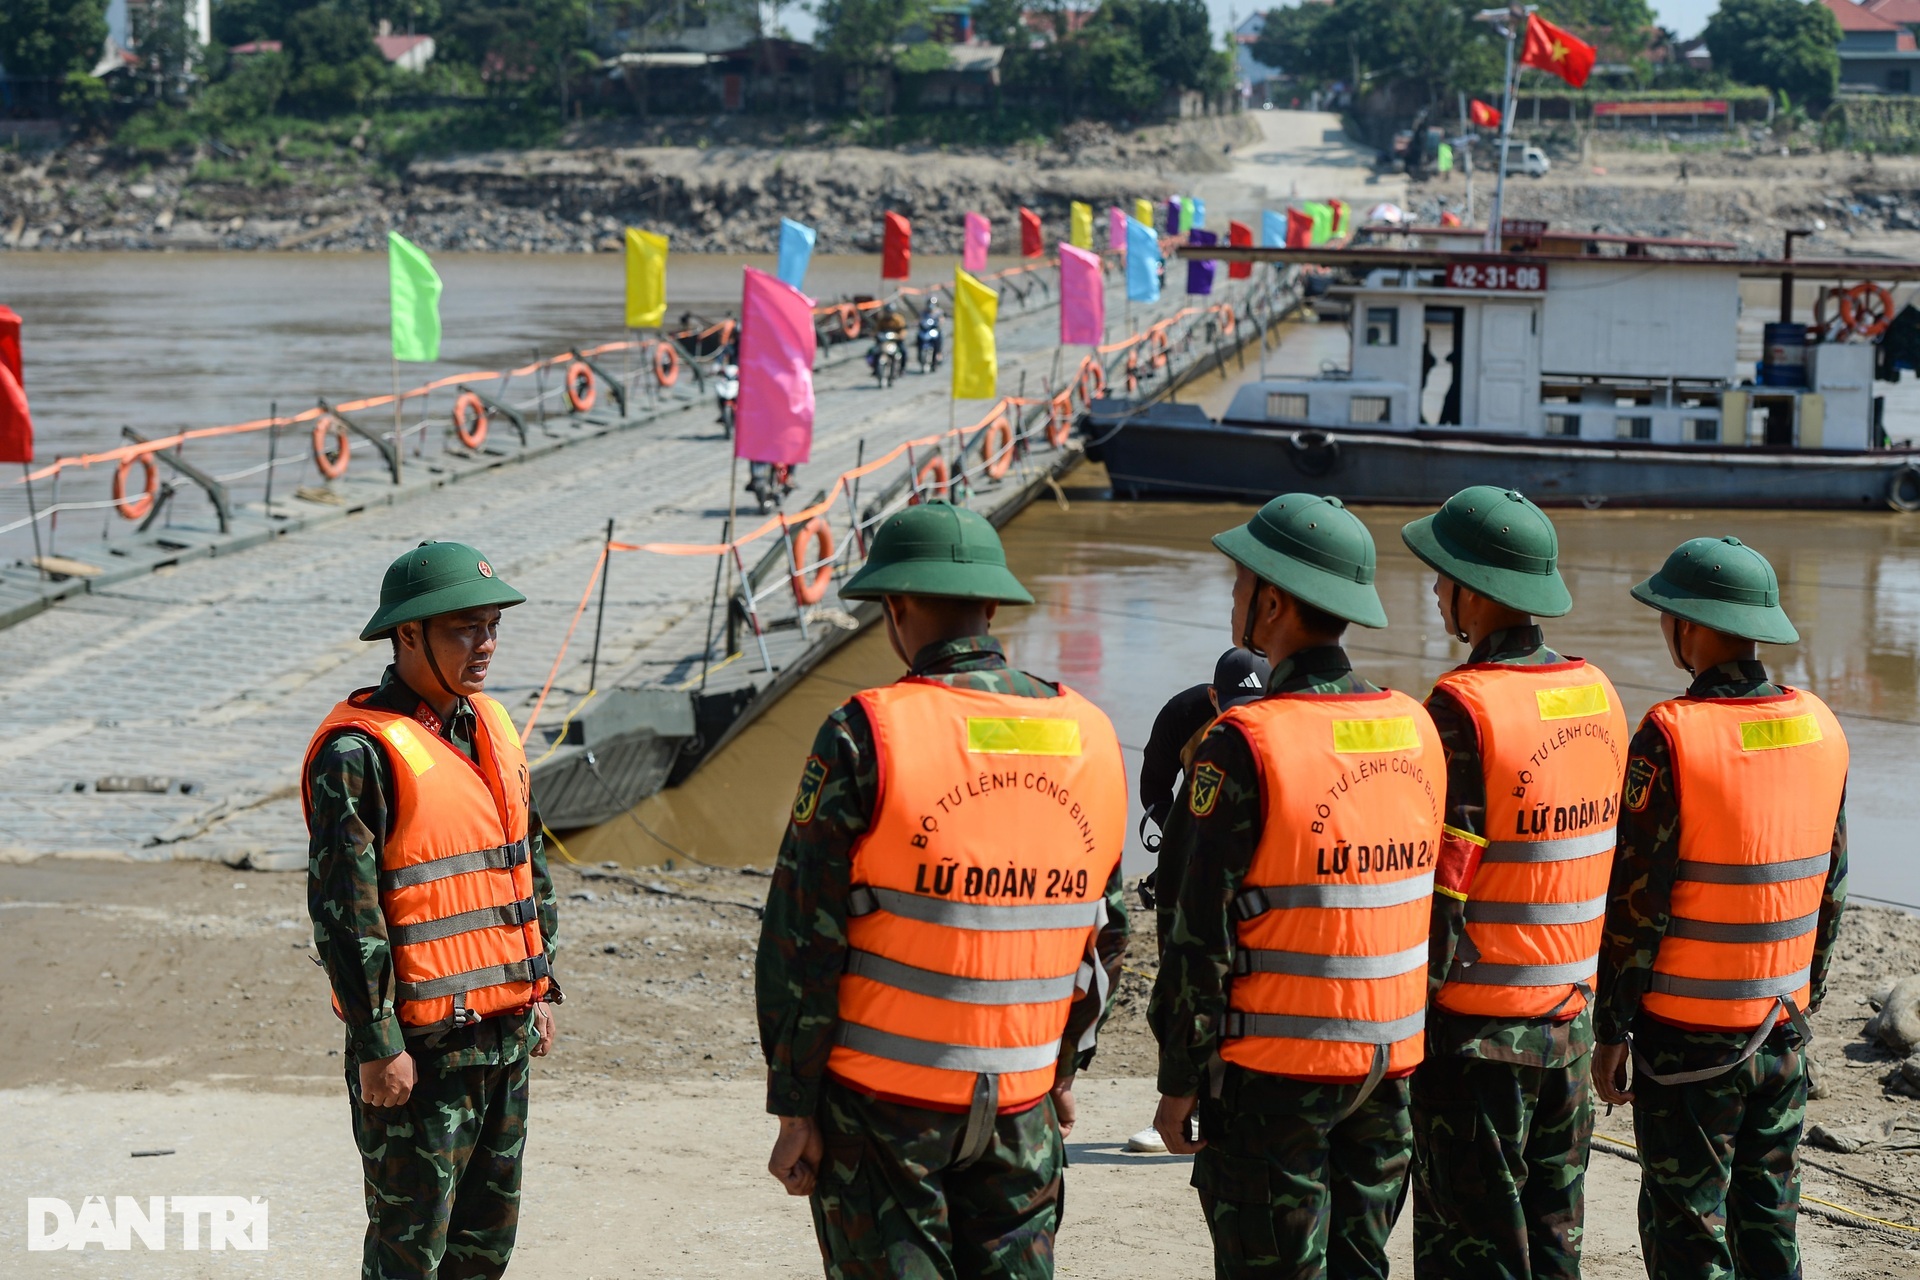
[346,1055,530,1279]
[1409,1053,1593,1280]
[1630,1018,1807,1280]
[809,1077,1065,1280]
[1193,1065,1413,1280]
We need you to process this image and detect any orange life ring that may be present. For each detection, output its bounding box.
[312,416,350,479]
[838,303,862,340]
[1048,393,1073,448]
[789,517,836,605]
[982,413,1015,479]
[1124,350,1141,394]
[565,361,596,412]
[912,454,951,503]
[1218,304,1237,337]
[1839,282,1895,339]
[452,391,488,450]
[654,343,680,388]
[1149,328,1171,370]
[1075,360,1107,413]
[113,453,158,521]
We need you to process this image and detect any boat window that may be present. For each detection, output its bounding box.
[1678,391,1720,409]
[1546,413,1582,438]
[1267,393,1309,420]
[1351,396,1392,424]
[1688,418,1719,442]
[1615,415,1653,440]
[1541,385,1582,404]
[1613,392,1652,408]
[1365,308,1399,347]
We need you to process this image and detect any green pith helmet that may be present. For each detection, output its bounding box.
[840,501,1035,604]
[1401,486,1572,618]
[1630,536,1798,645]
[360,541,528,641]
[1212,493,1388,629]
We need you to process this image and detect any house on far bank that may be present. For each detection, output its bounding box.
[1233,13,1284,105]
[1826,0,1920,94]
[375,22,436,73]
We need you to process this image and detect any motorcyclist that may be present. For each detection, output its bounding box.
[866,305,909,377]
[917,300,943,368]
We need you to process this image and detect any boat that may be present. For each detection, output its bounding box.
[1088,226,1920,510]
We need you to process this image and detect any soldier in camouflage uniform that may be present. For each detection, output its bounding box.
[1399,489,1628,1280]
[306,542,560,1280]
[756,502,1129,1280]
[1151,495,1435,1280]
[1593,537,1848,1280]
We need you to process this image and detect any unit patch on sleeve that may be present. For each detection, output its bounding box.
[1622,756,1658,814]
[1188,761,1225,819]
[791,755,830,826]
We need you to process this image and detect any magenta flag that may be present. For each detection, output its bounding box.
[1108,206,1127,258]
[963,212,991,275]
[1058,244,1105,347]
[736,266,816,465]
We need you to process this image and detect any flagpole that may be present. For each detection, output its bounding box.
[390,357,405,484]
[21,463,43,579]
[1486,4,1527,253]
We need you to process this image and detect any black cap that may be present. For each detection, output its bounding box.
[1213,648,1271,710]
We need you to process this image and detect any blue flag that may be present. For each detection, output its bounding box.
[1186,229,1217,296]
[1126,218,1162,303]
[1190,197,1206,229]
[777,218,815,292]
[1262,210,1288,249]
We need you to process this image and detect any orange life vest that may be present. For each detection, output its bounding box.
[302,690,548,1033]
[1218,689,1444,1081]
[1641,688,1847,1032]
[1431,660,1629,1020]
[828,679,1127,1111]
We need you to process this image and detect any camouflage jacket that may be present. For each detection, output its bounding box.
[755,635,1130,1118]
[1424,625,1594,1068]
[1595,659,1848,1048]
[1149,645,1376,1098]
[305,666,558,1071]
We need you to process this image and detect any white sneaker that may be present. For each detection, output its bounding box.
[1125,1125,1168,1154]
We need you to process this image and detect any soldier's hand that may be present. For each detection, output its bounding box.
[1154,1093,1206,1154]
[1050,1078,1077,1138]
[359,1051,416,1108]
[532,1001,556,1057]
[1593,1041,1633,1106]
[769,1116,824,1197]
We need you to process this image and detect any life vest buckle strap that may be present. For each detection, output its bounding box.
[1234,877,1435,917]
[1463,894,1607,926]
[1482,830,1616,865]
[847,886,878,917]
[1647,965,1811,1002]
[387,896,541,947]
[843,949,1080,1006]
[1235,941,1428,980]
[381,838,531,891]
[1221,1008,1426,1045]
[1675,853,1829,886]
[1665,910,1820,945]
[834,1021,1060,1075]
[1446,956,1599,988]
[852,885,1106,932]
[397,952,550,1004]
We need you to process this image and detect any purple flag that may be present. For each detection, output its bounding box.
[736,266,816,465]
[964,212,991,275]
[1186,229,1217,297]
[1059,244,1105,347]
[1165,198,1181,234]
[1108,206,1127,258]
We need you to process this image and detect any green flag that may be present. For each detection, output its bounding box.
[1303,202,1335,246]
[389,231,442,362]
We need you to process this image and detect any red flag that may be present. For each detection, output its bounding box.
[1019,207,1044,259]
[0,307,29,464]
[1521,14,1596,88]
[881,211,911,280]
[1440,211,1463,228]
[1285,208,1314,249]
[1228,220,1253,280]
[1469,98,1502,128]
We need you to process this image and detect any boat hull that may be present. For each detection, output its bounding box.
[1088,404,1920,511]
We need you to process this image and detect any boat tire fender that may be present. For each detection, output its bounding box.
[312,416,350,480]
[790,517,835,605]
[565,361,596,413]
[1288,429,1341,478]
[114,453,159,521]
[1888,464,1920,513]
[452,392,488,450]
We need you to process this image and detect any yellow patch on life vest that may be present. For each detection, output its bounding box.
[1332,716,1418,754]
[1739,714,1822,752]
[380,721,436,776]
[1535,684,1610,721]
[966,717,1082,756]
[1188,761,1224,818]
[476,696,522,750]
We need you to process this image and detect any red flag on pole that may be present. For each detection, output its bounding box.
[0,307,30,464]
[1285,208,1314,249]
[1018,207,1044,259]
[881,211,912,280]
[1521,14,1596,88]
[1228,220,1253,280]
[1468,98,1502,128]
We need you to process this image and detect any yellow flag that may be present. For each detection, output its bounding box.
[1133,198,1153,227]
[625,228,668,329]
[952,269,998,401]
[1069,201,1093,250]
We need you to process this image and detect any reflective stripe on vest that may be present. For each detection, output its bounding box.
[303,690,544,1028]
[1430,660,1628,1017]
[1214,689,1444,1080]
[827,679,1127,1110]
[1642,689,1847,1032]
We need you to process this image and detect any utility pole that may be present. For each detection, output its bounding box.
[1477,4,1535,253]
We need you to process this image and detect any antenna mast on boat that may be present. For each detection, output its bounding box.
[1476,4,1535,254]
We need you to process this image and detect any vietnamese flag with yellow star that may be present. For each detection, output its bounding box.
[1521,14,1596,87]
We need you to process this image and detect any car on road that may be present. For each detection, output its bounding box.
[1500,141,1552,177]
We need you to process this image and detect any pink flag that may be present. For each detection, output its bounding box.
[963,212,991,275]
[1109,207,1127,259]
[1058,244,1104,347]
[736,267,816,465]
